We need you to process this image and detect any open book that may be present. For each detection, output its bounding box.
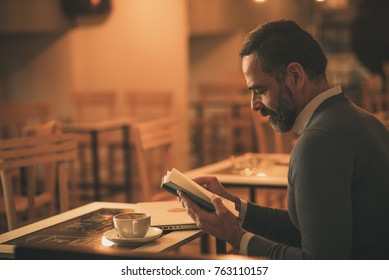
[161,168,239,217]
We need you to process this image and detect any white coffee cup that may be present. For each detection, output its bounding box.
[113,212,151,238]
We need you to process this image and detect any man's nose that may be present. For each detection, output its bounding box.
[251,93,264,111]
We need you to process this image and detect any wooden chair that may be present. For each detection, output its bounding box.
[71,90,118,122]
[132,116,214,254]
[20,119,64,196]
[193,82,253,165]
[124,90,173,121]
[132,117,177,202]
[222,73,248,89]
[250,110,296,153]
[0,133,78,231]
[70,90,119,197]
[20,120,79,206]
[383,60,389,91]
[0,100,52,139]
[249,111,294,209]
[361,75,387,113]
[112,90,174,198]
[21,119,62,136]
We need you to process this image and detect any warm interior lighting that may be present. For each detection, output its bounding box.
[91,0,102,6]
[316,0,325,2]
[254,0,266,2]
[101,236,115,247]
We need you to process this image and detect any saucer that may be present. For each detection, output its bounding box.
[103,227,163,245]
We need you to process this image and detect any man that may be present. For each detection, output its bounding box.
[179,20,389,259]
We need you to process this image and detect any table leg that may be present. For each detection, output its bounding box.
[216,238,227,254]
[249,187,256,203]
[232,104,240,154]
[122,125,132,202]
[91,130,100,201]
[200,234,210,254]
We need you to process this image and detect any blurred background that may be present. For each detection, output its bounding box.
[1,0,388,204]
[3,0,389,256]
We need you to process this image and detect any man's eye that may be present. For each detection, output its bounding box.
[255,88,266,95]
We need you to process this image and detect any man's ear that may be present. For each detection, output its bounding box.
[286,62,305,91]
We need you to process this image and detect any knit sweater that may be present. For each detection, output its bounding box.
[243,94,389,259]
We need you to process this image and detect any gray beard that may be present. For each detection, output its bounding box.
[267,84,298,133]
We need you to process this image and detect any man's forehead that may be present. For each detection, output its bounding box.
[242,54,261,74]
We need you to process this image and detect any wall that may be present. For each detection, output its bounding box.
[190,31,245,98]
[189,0,315,101]
[189,0,242,36]
[69,0,190,169]
[1,0,190,170]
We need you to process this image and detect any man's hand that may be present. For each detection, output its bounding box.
[178,190,246,250]
[192,176,241,211]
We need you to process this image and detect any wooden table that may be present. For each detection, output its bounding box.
[0,201,203,259]
[185,153,289,203]
[62,117,133,201]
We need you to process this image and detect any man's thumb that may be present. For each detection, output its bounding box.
[211,195,227,216]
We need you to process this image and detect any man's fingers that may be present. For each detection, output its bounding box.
[192,176,216,186]
[178,191,204,221]
[178,191,219,231]
[178,193,198,221]
[211,196,229,217]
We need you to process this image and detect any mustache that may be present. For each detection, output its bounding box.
[259,107,274,117]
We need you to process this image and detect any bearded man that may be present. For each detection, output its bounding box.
[179,20,389,259]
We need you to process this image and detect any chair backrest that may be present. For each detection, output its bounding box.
[361,75,388,113]
[71,90,117,122]
[383,60,389,91]
[198,82,248,99]
[222,73,247,88]
[16,119,65,214]
[197,82,250,116]
[0,100,52,139]
[250,110,296,153]
[194,81,253,164]
[197,81,251,126]
[133,117,176,201]
[20,120,80,211]
[124,90,173,121]
[21,119,62,136]
[0,133,78,231]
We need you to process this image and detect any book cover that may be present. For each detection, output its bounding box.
[161,168,238,216]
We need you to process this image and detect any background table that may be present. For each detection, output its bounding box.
[185,153,289,203]
[62,117,133,202]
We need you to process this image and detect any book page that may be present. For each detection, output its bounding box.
[165,168,238,217]
[166,169,212,201]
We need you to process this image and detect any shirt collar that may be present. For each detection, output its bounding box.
[292,85,343,135]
